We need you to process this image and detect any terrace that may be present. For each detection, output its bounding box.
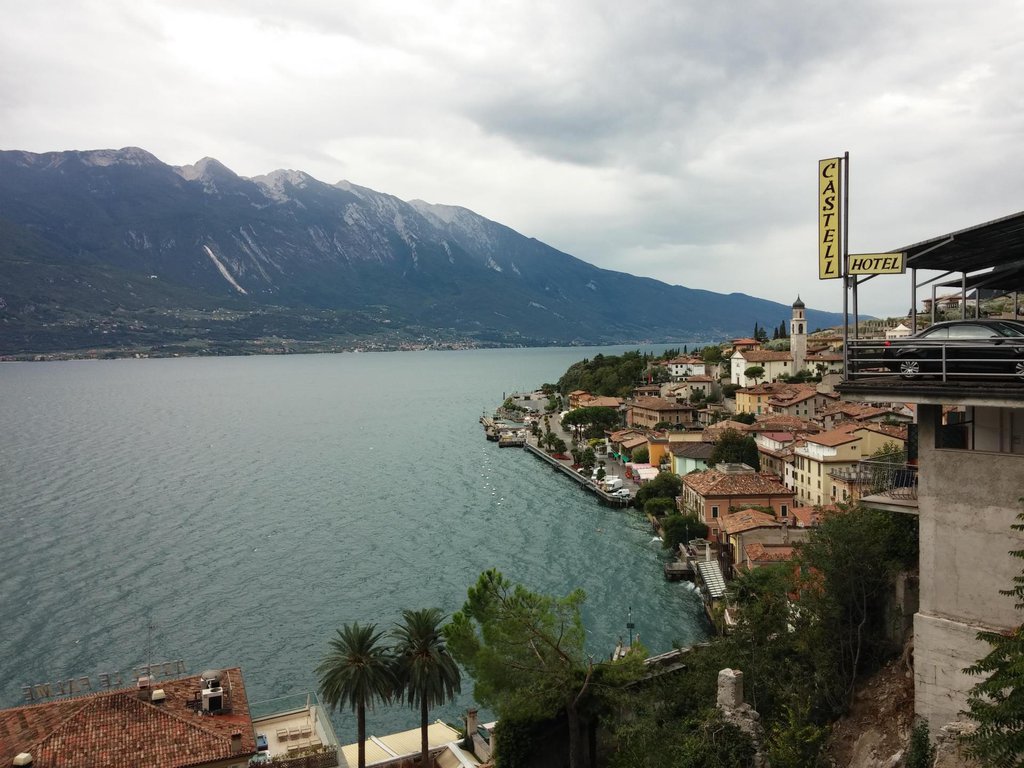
[250,692,340,765]
[830,458,919,514]
[837,210,1024,408]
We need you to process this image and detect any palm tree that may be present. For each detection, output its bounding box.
[392,608,462,768]
[317,622,396,768]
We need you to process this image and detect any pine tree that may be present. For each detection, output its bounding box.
[962,506,1024,766]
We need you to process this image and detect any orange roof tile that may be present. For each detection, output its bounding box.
[721,509,781,534]
[744,543,796,562]
[683,469,792,498]
[804,429,862,448]
[0,668,256,768]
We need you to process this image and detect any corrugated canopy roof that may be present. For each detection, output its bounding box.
[897,210,1024,290]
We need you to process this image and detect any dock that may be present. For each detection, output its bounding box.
[663,560,694,581]
[523,442,631,508]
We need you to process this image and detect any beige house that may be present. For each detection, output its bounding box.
[792,428,865,507]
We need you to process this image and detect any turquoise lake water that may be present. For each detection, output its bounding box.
[0,347,710,742]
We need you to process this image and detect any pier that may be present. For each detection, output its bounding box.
[523,442,631,508]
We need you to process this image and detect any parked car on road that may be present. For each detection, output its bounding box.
[882,319,1024,380]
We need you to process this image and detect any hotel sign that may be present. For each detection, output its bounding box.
[22,659,187,702]
[818,157,842,280]
[847,252,906,275]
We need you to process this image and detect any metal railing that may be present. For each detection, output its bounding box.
[834,458,918,500]
[845,337,1024,382]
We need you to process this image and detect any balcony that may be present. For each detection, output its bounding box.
[831,458,918,514]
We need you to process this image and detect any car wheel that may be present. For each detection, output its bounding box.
[1015,359,1024,381]
[899,359,921,379]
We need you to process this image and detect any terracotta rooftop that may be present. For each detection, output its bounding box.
[620,436,648,450]
[683,468,792,498]
[721,508,781,535]
[767,385,819,406]
[628,396,694,412]
[579,395,623,408]
[803,428,863,448]
[758,432,795,443]
[791,506,821,527]
[701,421,754,441]
[744,543,796,563]
[609,429,646,442]
[669,441,715,459]
[749,414,821,434]
[736,350,794,363]
[0,668,256,768]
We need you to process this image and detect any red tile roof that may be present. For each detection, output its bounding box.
[683,468,792,498]
[721,509,781,534]
[744,543,796,563]
[804,428,862,448]
[628,396,694,412]
[0,668,256,767]
[737,350,793,363]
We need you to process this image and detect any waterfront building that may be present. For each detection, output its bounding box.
[679,464,793,539]
[625,396,697,429]
[718,507,812,578]
[1,668,260,768]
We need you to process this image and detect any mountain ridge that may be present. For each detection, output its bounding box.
[0,147,845,357]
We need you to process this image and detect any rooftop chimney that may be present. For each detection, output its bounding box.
[13,754,33,767]
[231,732,243,753]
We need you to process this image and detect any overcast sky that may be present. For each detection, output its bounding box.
[3,0,1022,317]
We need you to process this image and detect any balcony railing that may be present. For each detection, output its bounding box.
[844,337,1024,383]
[832,458,918,500]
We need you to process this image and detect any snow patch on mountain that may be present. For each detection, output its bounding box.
[486,257,503,272]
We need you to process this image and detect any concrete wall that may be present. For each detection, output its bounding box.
[915,614,991,733]
[915,403,1024,732]
[917,404,1024,629]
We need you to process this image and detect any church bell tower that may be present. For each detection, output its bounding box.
[790,296,807,373]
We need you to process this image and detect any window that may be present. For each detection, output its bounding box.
[780,504,788,517]
[711,505,719,518]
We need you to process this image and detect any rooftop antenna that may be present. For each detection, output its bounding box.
[627,606,635,647]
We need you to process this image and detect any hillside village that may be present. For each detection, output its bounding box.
[499,268,1024,765]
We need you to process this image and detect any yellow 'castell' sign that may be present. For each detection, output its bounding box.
[818,158,841,280]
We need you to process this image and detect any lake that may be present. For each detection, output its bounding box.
[0,347,710,742]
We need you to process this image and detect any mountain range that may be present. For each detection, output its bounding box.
[0,147,843,357]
